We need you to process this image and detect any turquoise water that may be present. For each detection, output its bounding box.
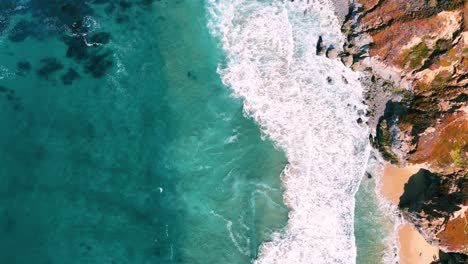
[355,167,395,264]
[0,1,288,263]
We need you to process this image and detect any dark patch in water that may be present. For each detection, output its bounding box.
[0,85,23,111]
[119,1,132,9]
[0,86,8,93]
[115,13,130,24]
[91,0,111,4]
[187,71,197,80]
[84,51,113,78]
[1,0,154,80]
[16,61,31,76]
[61,68,80,85]
[64,36,89,61]
[37,57,64,79]
[63,32,114,78]
[69,20,88,35]
[104,3,117,15]
[89,32,111,45]
[30,1,94,30]
[8,20,34,42]
[17,61,31,72]
[6,94,15,102]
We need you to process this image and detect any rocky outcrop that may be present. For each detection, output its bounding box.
[316,36,326,56]
[432,250,468,264]
[399,169,467,253]
[326,47,338,59]
[341,0,467,256]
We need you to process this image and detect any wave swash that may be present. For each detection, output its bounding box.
[208,0,371,263]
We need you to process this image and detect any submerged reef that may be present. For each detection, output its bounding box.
[338,0,467,258]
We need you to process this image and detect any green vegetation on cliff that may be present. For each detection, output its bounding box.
[401,42,430,69]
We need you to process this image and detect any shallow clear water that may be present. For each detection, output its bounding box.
[355,166,396,264]
[0,1,288,263]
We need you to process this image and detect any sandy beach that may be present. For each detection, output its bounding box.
[399,224,439,264]
[380,164,440,264]
[381,164,422,204]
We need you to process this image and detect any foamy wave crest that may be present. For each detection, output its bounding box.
[207,0,370,263]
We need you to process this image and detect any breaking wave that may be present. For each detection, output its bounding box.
[207,0,371,263]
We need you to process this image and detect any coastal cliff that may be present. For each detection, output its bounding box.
[339,0,467,259]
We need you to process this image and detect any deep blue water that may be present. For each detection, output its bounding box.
[0,1,288,263]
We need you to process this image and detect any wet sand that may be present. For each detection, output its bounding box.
[380,164,439,263]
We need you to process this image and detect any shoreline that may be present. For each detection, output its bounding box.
[379,164,440,264]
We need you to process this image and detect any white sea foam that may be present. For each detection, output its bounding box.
[207,0,371,263]
[369,153,404,264]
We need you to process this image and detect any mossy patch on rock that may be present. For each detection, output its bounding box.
[374,101,408,163]
[401,42,430,69]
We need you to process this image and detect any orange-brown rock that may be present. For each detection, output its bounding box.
[344,0,468,257]
[409,108,468,171]
[437,209,468,254]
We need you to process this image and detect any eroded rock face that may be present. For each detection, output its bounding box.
[399,169,467,253]
[344,0,468,256]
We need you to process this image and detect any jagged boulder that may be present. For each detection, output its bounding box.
[326,47,338,59]
[341,55,353,67]
[316,36,325,56]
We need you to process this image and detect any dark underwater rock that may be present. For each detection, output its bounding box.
[17,61,31,72]
[8,20,34,42]
[0,86,8,93]
[0,85,23,111]
[119,1,132,9]
[84,51,113,78]
[61,68,80,85]
[64,36,89,61]
[16,61,31,76]
[89,32,111,45]
[37,57,64,79]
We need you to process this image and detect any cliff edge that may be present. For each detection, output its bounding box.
[341,0,467,258]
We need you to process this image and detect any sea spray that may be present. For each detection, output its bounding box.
[207,0,371,263]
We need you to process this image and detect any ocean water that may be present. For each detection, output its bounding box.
[0,0,394,263]
[208,0,372,263]
[355,155,399,264]
[0,1,288,263]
